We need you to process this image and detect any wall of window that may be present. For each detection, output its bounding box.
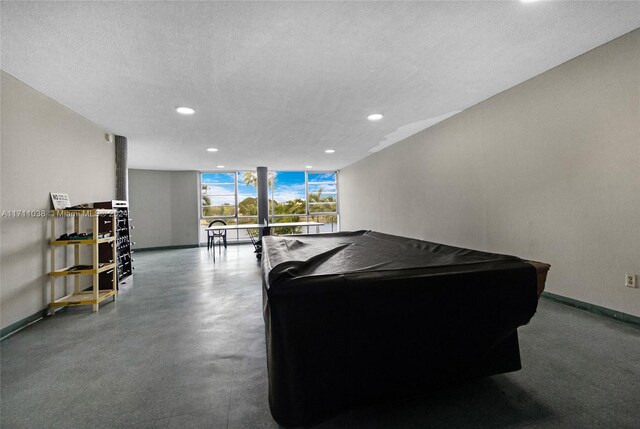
[200,170,338,243]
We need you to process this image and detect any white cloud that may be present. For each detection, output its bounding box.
[272,183,305,203]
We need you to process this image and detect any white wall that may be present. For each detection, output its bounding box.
[339,30,640,317]
[128,169,199,249]
[0,71,116,330]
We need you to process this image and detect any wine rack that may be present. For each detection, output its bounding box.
[94,200,133,288]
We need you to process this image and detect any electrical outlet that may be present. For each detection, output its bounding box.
[625,274,637,288]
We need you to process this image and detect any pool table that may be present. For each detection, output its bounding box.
[261,230,550,427]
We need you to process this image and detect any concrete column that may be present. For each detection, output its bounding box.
[115,135,129,202]
[257,166,269,239]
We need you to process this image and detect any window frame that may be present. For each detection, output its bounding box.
[306,171,338,216]
[201,172,237,219]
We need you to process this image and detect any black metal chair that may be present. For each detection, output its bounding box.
[207,219,227,253]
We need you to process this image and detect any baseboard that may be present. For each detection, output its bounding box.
[541,292,640,328]
[0,307,66,341]
[135,244,200,252]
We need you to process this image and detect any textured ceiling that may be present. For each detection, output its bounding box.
[2,1,640,171]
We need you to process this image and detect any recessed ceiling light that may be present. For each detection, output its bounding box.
[367,113,383,121]
[217,165,225,169]
[325,149,335,154]
[176,106,195,115]
[305,165,313,169]
[206,148,218,152]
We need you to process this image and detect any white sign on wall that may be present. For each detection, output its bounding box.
[50,193,71,209]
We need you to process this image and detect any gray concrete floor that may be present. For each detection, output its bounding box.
[1,244,639,428]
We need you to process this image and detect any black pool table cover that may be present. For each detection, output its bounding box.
[261,230,540,427]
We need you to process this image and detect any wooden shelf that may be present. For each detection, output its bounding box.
[49,209,117,313]
[50,236,115,246]
[50,289,117,308]
[50,208,115,216]
[51,263,116,276]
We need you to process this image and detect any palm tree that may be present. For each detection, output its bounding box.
[242,171,276,188]
[308,186,323,203]
[201,184,212,213]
